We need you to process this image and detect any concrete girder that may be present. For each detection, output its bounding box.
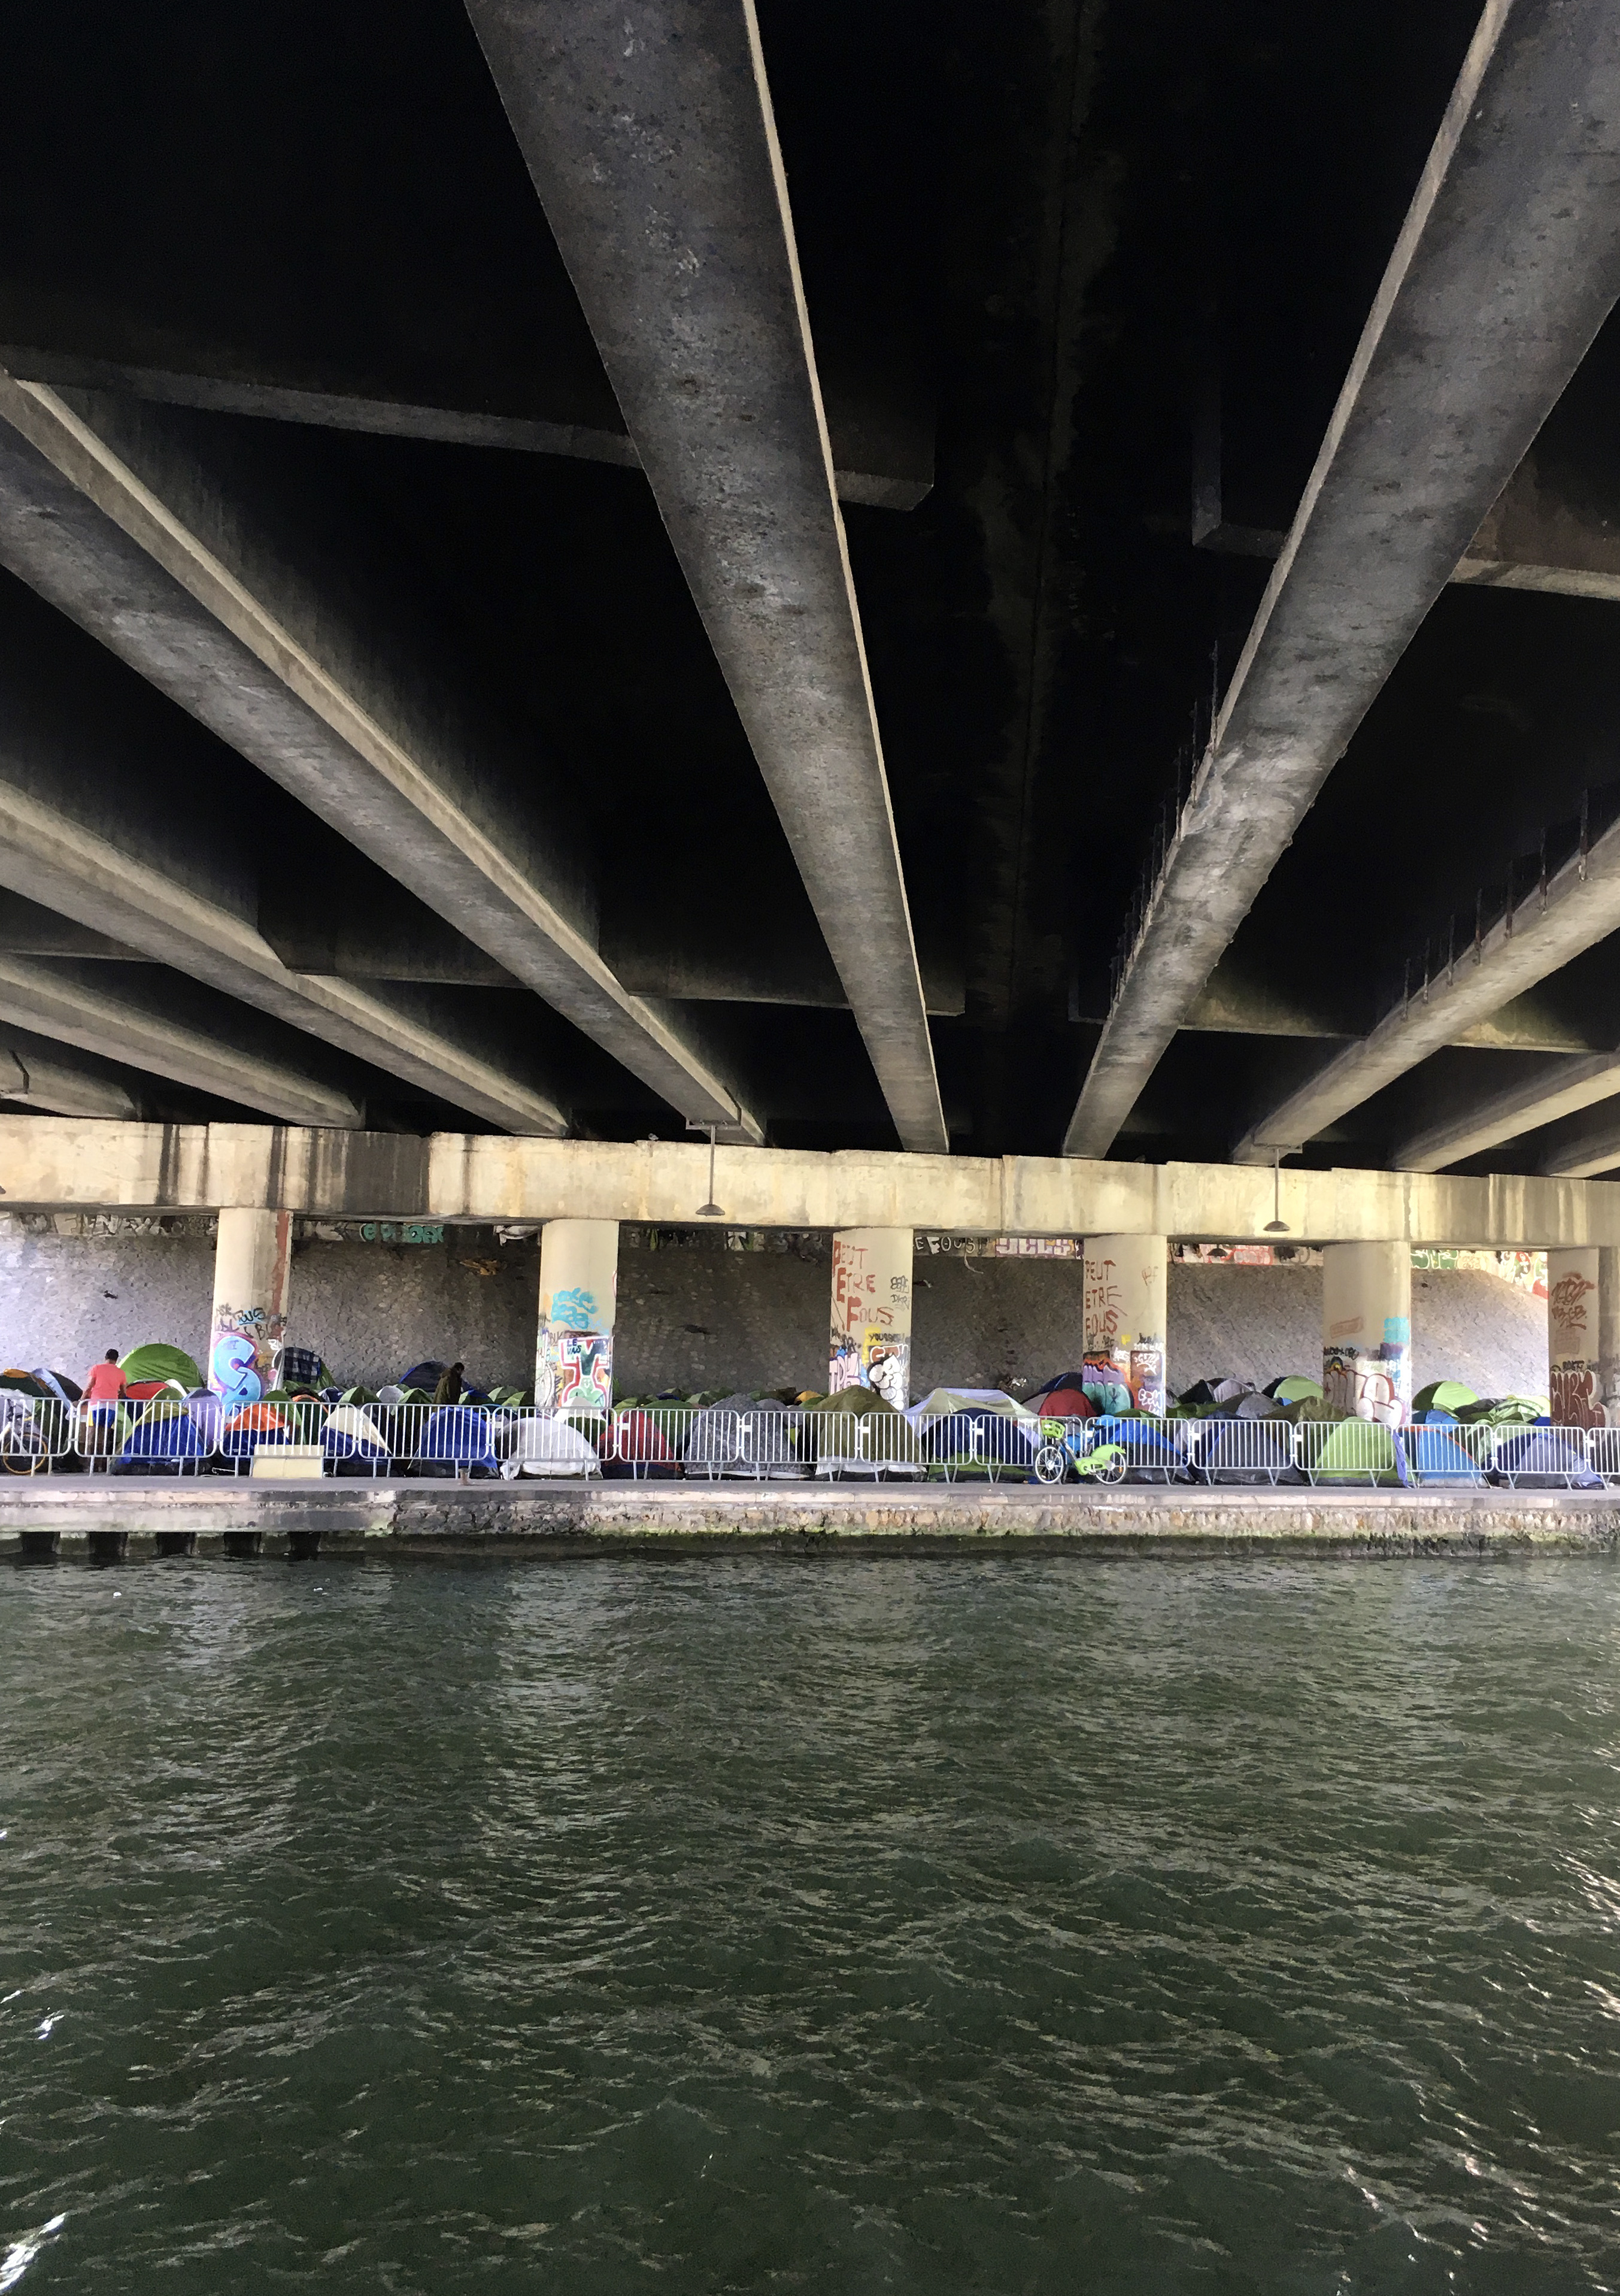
[0,1041,136,1121]
[1064,0,1620,1160]
[1199,451,1620,608]
[1085,954,1619,1054]
[464,0,948,1156]
[1544,1114,1620,1180]
[0,345,934,512]
[0,376,762,1144]
[7,1116,1620,1250]
[0,956,363,1127]
[1232,790,1620,1167]
[0,775,569,1134]
[1394,1056,1620,1173]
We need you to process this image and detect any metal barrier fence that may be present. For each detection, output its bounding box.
[0,1388,1613,1488]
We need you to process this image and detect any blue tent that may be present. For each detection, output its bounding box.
[1088,1414,1193,1482]
[1491,1430,1602,1489]
[1401,1425,1484,1485]
[923,1409,1037,1476]
[117,1409,210,1469]
[415,1405,499,1474]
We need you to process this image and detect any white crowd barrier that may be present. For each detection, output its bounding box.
[0,1386,1612,1489]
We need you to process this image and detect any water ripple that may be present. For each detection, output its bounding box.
[3,1555,1620,2289]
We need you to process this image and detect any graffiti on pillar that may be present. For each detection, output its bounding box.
[1552,1360,1604,1426]
[537,1325,612,1414]
[1082,1254,1164,1413]
[1548,1259,1603,1425]
[209,1303,284,1404]
[829,1237,911,1402]
[1322,1335,1410,1426]
[545,1285,601,1332]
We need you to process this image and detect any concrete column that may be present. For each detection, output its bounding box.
[1598,1247,1620,1425]
[1322,1241,1411,1425]
[536,1219,618,1411]
[1548,1247,1605,1424]
[1082,1235,1168,1414]
[208,1207,292,1402]
[830,1229,912,1406]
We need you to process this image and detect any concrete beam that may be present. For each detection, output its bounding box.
[1101,954,1612,1053]
[0,777,568,1134]
[5,1116,1620,1249]
[1234,796,1620,1164]
[1544,1114,1620,1180]
[605,931,966,1017]
[465,0,946,1155]
[0,344,934,513]
[1066,0,1620,1159]
[0,1042,136,1121]
[1199,448,1620,606]
[1394,1055,1620,1172]
[0,957,360,1127]
[0,377,760,1143]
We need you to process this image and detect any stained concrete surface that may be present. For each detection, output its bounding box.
[0,1223,1549,1401]
[2,1476,1614,1557]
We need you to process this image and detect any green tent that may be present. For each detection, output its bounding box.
[1303,1417,1400,1484]
[121,1343,203,1390]
[1271,1375,1324,1404]
[1413,1379,1478,1414]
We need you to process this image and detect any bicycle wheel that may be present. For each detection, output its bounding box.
[1033,1441,1068,1485]
[1092,1447,1127,1485]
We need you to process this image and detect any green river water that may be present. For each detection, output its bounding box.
[3,1553,1619,2292]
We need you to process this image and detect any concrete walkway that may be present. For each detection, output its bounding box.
[1,1477,1616,1559]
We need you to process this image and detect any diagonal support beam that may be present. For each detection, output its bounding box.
[0,345,934,511]
[0,376,760,1143]
[1065,0,1620,1159]
[0,776,568,1134]
[1233,798,1620,1167]
[1544,1111,1620,1179]
[1394,1055,1620,1173]
[463,0,948,1154]
[0,956,363,1129]
[0,1037,138,1121]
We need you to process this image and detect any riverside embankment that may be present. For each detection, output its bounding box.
[4,1477,1616,1558]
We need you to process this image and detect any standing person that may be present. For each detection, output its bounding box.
[433,1361,465,1407]
[82,1349,126,1404]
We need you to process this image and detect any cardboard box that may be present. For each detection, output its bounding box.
[248,1445,325,1481]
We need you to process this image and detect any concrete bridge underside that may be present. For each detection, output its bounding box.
[5,4,1620,1179]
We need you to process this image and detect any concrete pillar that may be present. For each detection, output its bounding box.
[1598,1247,1620,1424]
[830,1229,912,1406]
[1548,1247,1605,1424]
[1082,1235,1168,1414]
[536,1219,618,1411]
[1322,1241,1411,1425]
[208,1207,292,1402]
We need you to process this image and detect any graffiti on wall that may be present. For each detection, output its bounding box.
[829,1236,912,1404]
[209,1302,286,1404]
